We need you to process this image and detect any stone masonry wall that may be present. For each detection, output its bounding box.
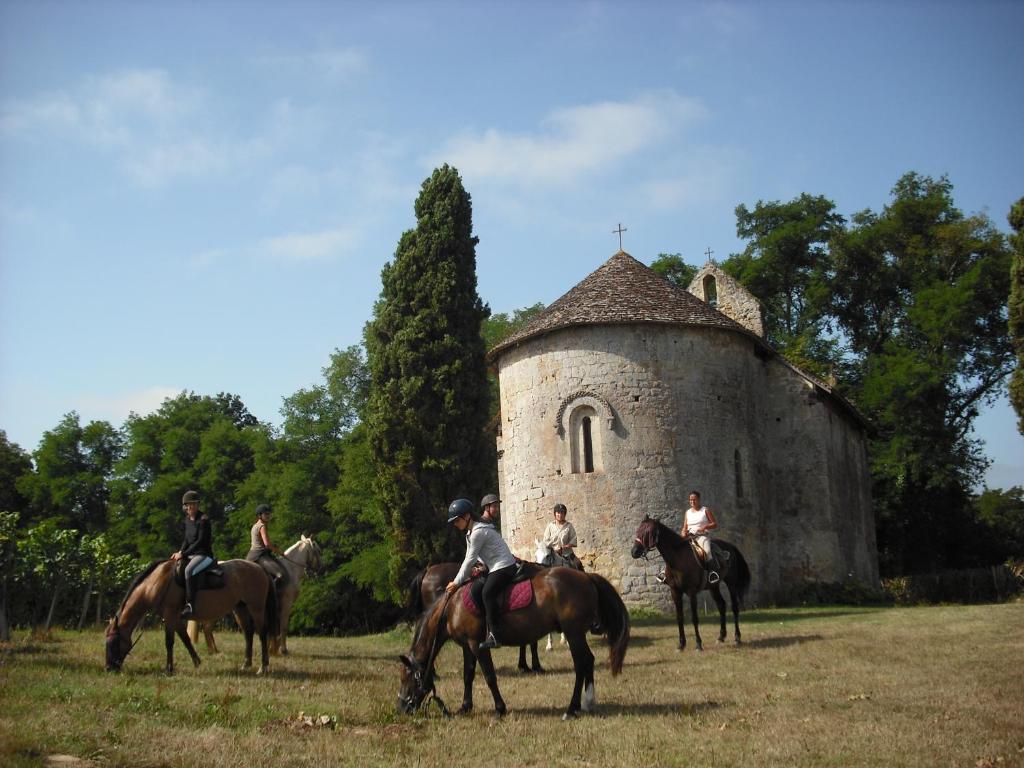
[495,322,878,608]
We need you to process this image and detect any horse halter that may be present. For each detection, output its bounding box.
[634,521,659,559]
[403,591,453,717]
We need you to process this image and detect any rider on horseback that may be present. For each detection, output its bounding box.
[245,503,289,592]
[657,490,722,585]
[171,490,214,618]
[542,503,582,569]
[444,494,517,651]
[683,491,721,584]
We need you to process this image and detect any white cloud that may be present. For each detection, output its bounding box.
[74,385,181,425]
[427,90,708,187]
[263,229,359,263]
[190,227,361,266]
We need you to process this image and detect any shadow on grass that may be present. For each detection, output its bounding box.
[501,700,724,718]
[631,607,886,629]
[740,633,825,650]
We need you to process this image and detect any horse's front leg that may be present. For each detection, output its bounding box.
[517,644,529,673]
[458,645,476,715]
[669,585,686,650]
[474,646,507,717]
[730,590,743,644]
[176,624,202,667]
[257,617,270,675]
[529,641,543,673]
[689,592,703,651]
[710,585,727,643]
[164,626,176,675]
[235,608,254,670]
[203,622,219,654]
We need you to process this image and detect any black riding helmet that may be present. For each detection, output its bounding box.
[447,498,474,524]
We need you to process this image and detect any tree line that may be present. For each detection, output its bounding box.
[1,168,1022,639]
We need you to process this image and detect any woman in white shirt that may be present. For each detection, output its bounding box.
[542,503,582,569]
[682,490,720,583]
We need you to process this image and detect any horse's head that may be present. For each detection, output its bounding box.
[104,616,132,672]
[298,535,324,575]
[396,654,433,714]
[533,538,554,566]
[631,515,659,559]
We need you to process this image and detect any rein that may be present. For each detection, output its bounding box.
[418,590,454,717]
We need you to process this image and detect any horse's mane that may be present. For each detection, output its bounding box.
[114,559,168,620]
[648,516,685,547]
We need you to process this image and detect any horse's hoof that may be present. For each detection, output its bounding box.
[531,667,545,675]
[257,666,270,676]
[457,705,472,716]
[562,711,578,721]
[517,666,529,674]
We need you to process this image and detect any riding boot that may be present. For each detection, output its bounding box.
[181,577,196,618]
[479,622,501,650]
[706,557,721,585]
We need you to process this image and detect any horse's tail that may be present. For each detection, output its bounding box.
[588,573,629,676]
[407,567,427,621]
[722,541,751,607]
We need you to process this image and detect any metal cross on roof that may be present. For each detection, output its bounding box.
[705,247,714,261]
[613,223,627,251]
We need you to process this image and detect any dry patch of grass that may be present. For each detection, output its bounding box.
[1,603,1022,767]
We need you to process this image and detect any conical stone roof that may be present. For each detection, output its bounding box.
[488,250,752,360]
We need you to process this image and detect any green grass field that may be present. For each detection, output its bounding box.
[1,602,1022,767]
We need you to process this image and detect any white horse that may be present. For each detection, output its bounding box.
[188,535,322,655]
[533,539,582,651]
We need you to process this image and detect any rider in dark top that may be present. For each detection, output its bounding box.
[171,490,214,618]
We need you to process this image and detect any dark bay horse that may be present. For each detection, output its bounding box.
[105,559,278,674]
[409,562,545,673]
[399,567,629,720]
[631,515,750,650]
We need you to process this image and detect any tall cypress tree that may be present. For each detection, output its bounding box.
[1009,197,1024,435]
[365,165,492,593]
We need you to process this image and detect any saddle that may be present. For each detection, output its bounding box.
[173,559,225,591]
[463,562,535,617]
[688,539,730,570]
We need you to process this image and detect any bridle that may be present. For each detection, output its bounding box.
[634,521,660,561]
[403,590,454,717]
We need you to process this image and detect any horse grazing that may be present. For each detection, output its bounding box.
[187,535,322,656]
[408,562,545,673]
[398,567,629,720]
[631,515,750,650]
[105,559,278,675]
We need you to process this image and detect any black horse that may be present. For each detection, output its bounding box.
[631,515,750,650]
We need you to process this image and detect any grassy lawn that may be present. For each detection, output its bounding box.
[1,602,1022,767]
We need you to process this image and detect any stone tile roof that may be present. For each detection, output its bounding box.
[488,250,869,429]
[488,250,751,359]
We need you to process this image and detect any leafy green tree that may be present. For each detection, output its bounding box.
[828,174,1014,574]
[1008,197,1024,434]
[973,486,1024,563]
[18,519,81,630]
[724,195,844,368]
[234,346,372,556]
[649,253,697,287]
[0,431,33,517]
[365,165,492,594]
[110,392,261,560]
[0,511,18,640]
[18,413,123,532]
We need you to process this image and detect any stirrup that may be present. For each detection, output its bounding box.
[707,571,720,585]
[655,569,666,584]
[180,603,194,618]
[479,632,501,650]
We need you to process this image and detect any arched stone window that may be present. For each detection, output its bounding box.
[703,274,718,307]
[569,406,601,474]
[555,390,613,475]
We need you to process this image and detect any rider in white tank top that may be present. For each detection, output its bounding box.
[682,491,721,583]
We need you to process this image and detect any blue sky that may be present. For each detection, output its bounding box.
[1,1,1022,488]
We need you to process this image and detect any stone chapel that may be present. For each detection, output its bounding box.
[488,251,879,607]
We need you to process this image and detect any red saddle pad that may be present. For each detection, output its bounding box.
[462,578,534,617]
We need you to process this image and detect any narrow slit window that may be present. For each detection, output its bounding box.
[703,274,718,307]
[582,417,594,473]
[734,448,744,498]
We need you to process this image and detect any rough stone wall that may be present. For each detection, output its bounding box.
[495,322,878,608]
[688,263,765,338]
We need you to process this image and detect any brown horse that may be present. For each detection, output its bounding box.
[105,559,278,675]
[631,515,750,650]
[408,562,545,673]
[398,567,629,720]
